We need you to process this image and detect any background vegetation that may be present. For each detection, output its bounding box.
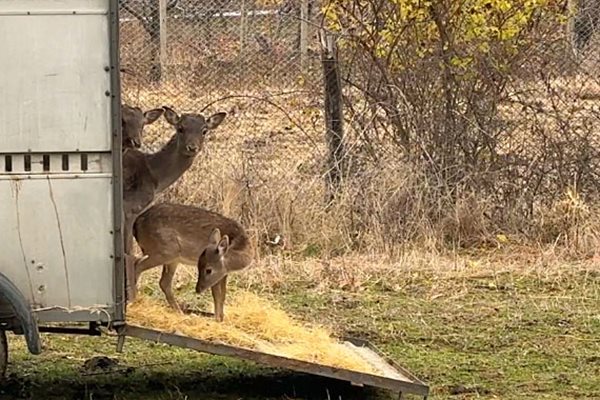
[5,1,600,399]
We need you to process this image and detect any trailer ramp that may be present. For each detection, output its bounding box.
[123,324,429,398]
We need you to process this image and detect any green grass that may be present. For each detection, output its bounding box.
[2,259,599,400]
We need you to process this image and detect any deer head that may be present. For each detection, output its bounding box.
[162,106,227,156]
[196,228,231,293]
[121,104,164,149]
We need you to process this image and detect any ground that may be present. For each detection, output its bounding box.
[1,251,599,400]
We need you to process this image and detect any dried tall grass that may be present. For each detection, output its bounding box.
[121,81,600,261]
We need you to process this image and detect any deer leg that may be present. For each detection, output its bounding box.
[123,221,134,255]
[211,275,228,322]
[134,254,171,286]
[159,263,182,313]
[123,211,137,302]
[125,254,138,303]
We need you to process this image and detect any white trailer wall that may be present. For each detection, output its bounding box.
[0,0,119,322]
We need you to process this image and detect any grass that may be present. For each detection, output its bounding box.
[119,80,600,262]
[2,250,599,399]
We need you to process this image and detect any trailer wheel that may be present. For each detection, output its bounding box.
[0,330,7,381]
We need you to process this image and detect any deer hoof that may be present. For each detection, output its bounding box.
[170,304,184,314]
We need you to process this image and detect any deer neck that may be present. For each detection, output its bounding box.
[145,134,197,194]
[224,237,253,272]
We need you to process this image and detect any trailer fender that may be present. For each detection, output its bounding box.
[0,273,41,355]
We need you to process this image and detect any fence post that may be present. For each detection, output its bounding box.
[300,0,309,74]
[320,30,345,202]
[159,0,168,82]
[239,0,247,86]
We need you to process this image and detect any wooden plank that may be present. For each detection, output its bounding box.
[124,324,429,397]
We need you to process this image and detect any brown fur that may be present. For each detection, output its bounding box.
[121,107,226,302]
[132,203,253,321]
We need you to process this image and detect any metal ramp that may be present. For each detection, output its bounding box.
[123,324,429,398]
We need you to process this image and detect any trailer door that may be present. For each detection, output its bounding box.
[0,0,123,323]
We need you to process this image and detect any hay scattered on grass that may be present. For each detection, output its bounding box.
[127,291,380,375]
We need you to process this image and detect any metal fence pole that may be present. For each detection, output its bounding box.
[159,0,168,82]
[300,0,309,74]
[239,0,247,86]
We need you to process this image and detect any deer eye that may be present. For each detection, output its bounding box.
[205,269,212,275]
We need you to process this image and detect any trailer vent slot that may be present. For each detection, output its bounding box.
[0,153,111,175]
[43,155,50,172]
[61,154,69,171]
[4,156,12,172]
[24,155,31,172]
[80,154,88,171]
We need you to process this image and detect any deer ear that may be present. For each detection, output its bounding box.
[207,112,227,130]
[217,235,230,255]
[208,228,221,245]
[143,108,164,125]
[163,106,181,125]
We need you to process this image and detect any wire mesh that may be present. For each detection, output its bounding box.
[119,0,600,251]
[119,0,326,251]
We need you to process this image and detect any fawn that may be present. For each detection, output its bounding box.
[132,203,253,321]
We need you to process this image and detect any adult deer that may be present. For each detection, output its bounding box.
[132,203,253,322]
[121,107,227,299]
[121,103,163,227]
[138,106,227,193]
[121,104,164,300]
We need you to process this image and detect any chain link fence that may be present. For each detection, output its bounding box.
[331,0,600,251]
[120,0,600,255]
[120,0,321,89]
[119,0,329,254]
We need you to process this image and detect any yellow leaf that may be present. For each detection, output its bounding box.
[496,234,508,243]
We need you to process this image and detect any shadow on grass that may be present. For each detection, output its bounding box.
[0,368,392,400]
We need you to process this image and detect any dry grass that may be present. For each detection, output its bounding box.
[118,0,600,259]
[7,250,598,399]
[119,15,313,91]
[126,243,599,399]
[127,290,380,375]
[120,78,600,260]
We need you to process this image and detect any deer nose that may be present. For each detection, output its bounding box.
[186,145,199,153]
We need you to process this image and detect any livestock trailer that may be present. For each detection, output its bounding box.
[0,1,429,398]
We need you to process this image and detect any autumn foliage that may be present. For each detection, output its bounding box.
[315,1,600,252]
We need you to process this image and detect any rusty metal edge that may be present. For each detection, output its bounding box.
[123,324,429,396]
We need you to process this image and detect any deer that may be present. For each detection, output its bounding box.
[121,104,164,149]
[131,203,253,322]
[120,104,164,227]
[121,104,164,300]
[121,106,227,301]
[136,106,227,193]
[121,103,164,225]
